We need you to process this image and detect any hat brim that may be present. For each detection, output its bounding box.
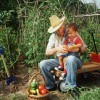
[48,16,66,33]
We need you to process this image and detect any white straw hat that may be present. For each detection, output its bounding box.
[48,15,66,33]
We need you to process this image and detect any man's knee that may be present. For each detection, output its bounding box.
[66,56,76,63]
[39,60,47,70]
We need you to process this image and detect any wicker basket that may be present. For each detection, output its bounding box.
[27,73,50,100]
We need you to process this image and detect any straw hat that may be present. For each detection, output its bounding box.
[48,15,66,33]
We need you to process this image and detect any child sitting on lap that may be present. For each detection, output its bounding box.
[57,23,83,80]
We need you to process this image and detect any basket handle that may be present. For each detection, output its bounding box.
[28,72,46,88]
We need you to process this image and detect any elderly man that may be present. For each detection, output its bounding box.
[39,15,86,91]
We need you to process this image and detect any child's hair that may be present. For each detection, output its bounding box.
[67,23,78,32]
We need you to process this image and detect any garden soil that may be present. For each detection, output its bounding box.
[0,63,100,100]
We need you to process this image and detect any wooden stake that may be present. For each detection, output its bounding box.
[1,54,10,77]
[74,13,100,18]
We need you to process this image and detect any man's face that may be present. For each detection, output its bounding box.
[56,24,65,37]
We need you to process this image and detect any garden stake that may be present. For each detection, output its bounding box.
[91,33,98,54]
[90,32,98,54]
[0,47,16,85]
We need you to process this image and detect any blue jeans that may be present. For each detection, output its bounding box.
[39,55,82,89]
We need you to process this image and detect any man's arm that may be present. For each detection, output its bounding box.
[45,34,69,56]
[45,34,56,56]
[46,45,69,56]
[46,48,58,56]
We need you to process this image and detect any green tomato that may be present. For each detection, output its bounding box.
[30,81,38,89]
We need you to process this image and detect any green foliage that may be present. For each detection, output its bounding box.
[76,17,100,63]
[18,1,68,66]
[0,0,100,69]
[79,87,100,100]
[0,10,19,71]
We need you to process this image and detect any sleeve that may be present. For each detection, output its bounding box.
[77,33,87,53]
[63,38,68,45]
[46,34,55,50]
[77,33,87,47]
[75,37,83,45]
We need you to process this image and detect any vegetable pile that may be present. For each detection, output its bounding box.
[29,79,48,96]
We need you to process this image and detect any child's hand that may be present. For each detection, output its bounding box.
[61,45,69,53]
[68,46,73,51]
[57,45,68,53]
[68,45,79,52]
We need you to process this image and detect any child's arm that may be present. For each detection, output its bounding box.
[68,37,83,51]
[68,44,82,51]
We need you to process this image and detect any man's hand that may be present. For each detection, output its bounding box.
[56,45,68,53]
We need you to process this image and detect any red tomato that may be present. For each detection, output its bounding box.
[38,84,46,91]
[40,88,48,95]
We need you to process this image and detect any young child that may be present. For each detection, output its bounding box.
[57,23,83,80]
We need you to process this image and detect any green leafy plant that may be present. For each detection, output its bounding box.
[79,87,100,100]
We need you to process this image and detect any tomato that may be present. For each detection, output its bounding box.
[40,88,48,95]
[38,84,46,91]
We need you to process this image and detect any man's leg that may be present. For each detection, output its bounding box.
[39,59,59,89]
[65,55,82,87]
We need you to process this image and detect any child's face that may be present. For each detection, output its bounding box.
[67,28,77,39]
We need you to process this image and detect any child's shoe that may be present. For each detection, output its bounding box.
[54,66,64,71]
[59,73,66,80]
[58,66,64,71]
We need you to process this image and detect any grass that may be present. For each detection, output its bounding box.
[0,94,27,100]
[78,87,100,100]
[0,86,100,100]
